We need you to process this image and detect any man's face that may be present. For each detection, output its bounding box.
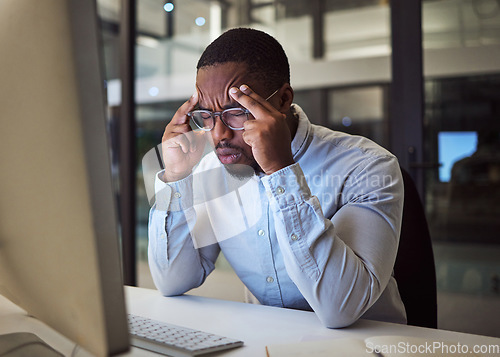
[195,62,269,175]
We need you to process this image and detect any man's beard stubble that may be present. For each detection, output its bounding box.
[215,141,263,180]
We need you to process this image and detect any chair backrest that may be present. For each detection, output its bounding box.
[394,167,438,328]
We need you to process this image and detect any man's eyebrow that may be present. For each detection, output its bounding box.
[223,102,244,110]
[197,102,243,111]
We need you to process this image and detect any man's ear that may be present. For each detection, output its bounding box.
[278,83,294,114]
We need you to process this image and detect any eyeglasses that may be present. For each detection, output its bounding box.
[188,88,280,131]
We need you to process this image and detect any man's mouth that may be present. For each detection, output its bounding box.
[216,148,242,165]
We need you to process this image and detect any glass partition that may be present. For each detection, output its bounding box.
[324,1,391,60]
[422,0,500,337]
[423,0,500,49]
[327,85,389,147]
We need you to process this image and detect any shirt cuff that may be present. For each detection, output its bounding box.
[154,171,194,211]
[261,163,312,209]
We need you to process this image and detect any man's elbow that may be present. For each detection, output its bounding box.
[157,284,186,297]
[152,274,192,297]
[152,270,204,297]
[317,309,363,329]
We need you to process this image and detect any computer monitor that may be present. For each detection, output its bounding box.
[0,0,129,356]
[438,131,478,182]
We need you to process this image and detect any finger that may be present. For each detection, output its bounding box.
[241,130,254,148]
[164,132,192,154]
[171,91,199,125]
[228,85,273,120]
[164,129,205,154]
[185,130,206,153]
[242,118,257,132]
[239,84,273,105]
[167,123,191,134]
[162,123,190,143]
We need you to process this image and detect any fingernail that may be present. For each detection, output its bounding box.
[239,84,249,92]
[192,91,198,99]
[229,87,238,94]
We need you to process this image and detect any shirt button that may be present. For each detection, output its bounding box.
[173,192,181,198]
[276,186,285,195]
[258,229,265,237]
[266,276,274,283]
[291,233,298,241]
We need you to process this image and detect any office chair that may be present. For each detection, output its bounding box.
[394,167,438,328]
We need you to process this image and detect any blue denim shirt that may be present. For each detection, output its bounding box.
[147,104,407,328]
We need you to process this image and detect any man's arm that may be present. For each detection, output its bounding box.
[229,84,403,327]
[148,172,220,296]
[261,156,403,328]
[148,91,219,296]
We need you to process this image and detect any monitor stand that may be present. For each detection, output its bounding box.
[0,332,63,357]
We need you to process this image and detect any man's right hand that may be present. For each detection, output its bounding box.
[161,91,206,182]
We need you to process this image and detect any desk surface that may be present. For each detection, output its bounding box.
[1,286,499,356]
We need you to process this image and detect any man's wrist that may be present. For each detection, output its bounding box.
[263,157,296,176]
[161,171,190,183]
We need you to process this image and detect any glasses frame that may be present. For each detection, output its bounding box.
[188,107,250,131]
[188,88,280,131]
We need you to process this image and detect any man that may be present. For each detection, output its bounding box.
[148,28,406,328]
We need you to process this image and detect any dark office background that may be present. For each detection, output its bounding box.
[96,0,500,338]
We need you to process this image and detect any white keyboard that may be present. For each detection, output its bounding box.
[128,314,244,357]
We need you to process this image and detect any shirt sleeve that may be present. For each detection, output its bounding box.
[260,156,403,328]
[148,171,220,296]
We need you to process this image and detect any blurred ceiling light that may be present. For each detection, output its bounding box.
[195,17,206,26]
[163,2,174,12]
[342,116,352,127]
[148,86,160,97]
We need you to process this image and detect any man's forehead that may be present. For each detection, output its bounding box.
[195,63,255,109]
[196,62,250,88]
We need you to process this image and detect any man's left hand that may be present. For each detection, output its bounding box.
[229,84,295,175]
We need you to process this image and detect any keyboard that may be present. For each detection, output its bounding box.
[128,314,244,357]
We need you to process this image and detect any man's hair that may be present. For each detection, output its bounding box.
[197,28,290,91]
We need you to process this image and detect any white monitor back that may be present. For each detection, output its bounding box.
[0,0,129,355]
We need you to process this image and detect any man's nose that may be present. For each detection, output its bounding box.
[211,114,233,142]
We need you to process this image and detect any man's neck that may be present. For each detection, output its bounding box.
[286,106,299,141]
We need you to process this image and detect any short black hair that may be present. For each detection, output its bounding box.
[197,28,290,90]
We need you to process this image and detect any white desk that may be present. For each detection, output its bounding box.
[1,286,499,356]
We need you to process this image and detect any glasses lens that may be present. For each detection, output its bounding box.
[222,108,248,129]
[190,110,213,130]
